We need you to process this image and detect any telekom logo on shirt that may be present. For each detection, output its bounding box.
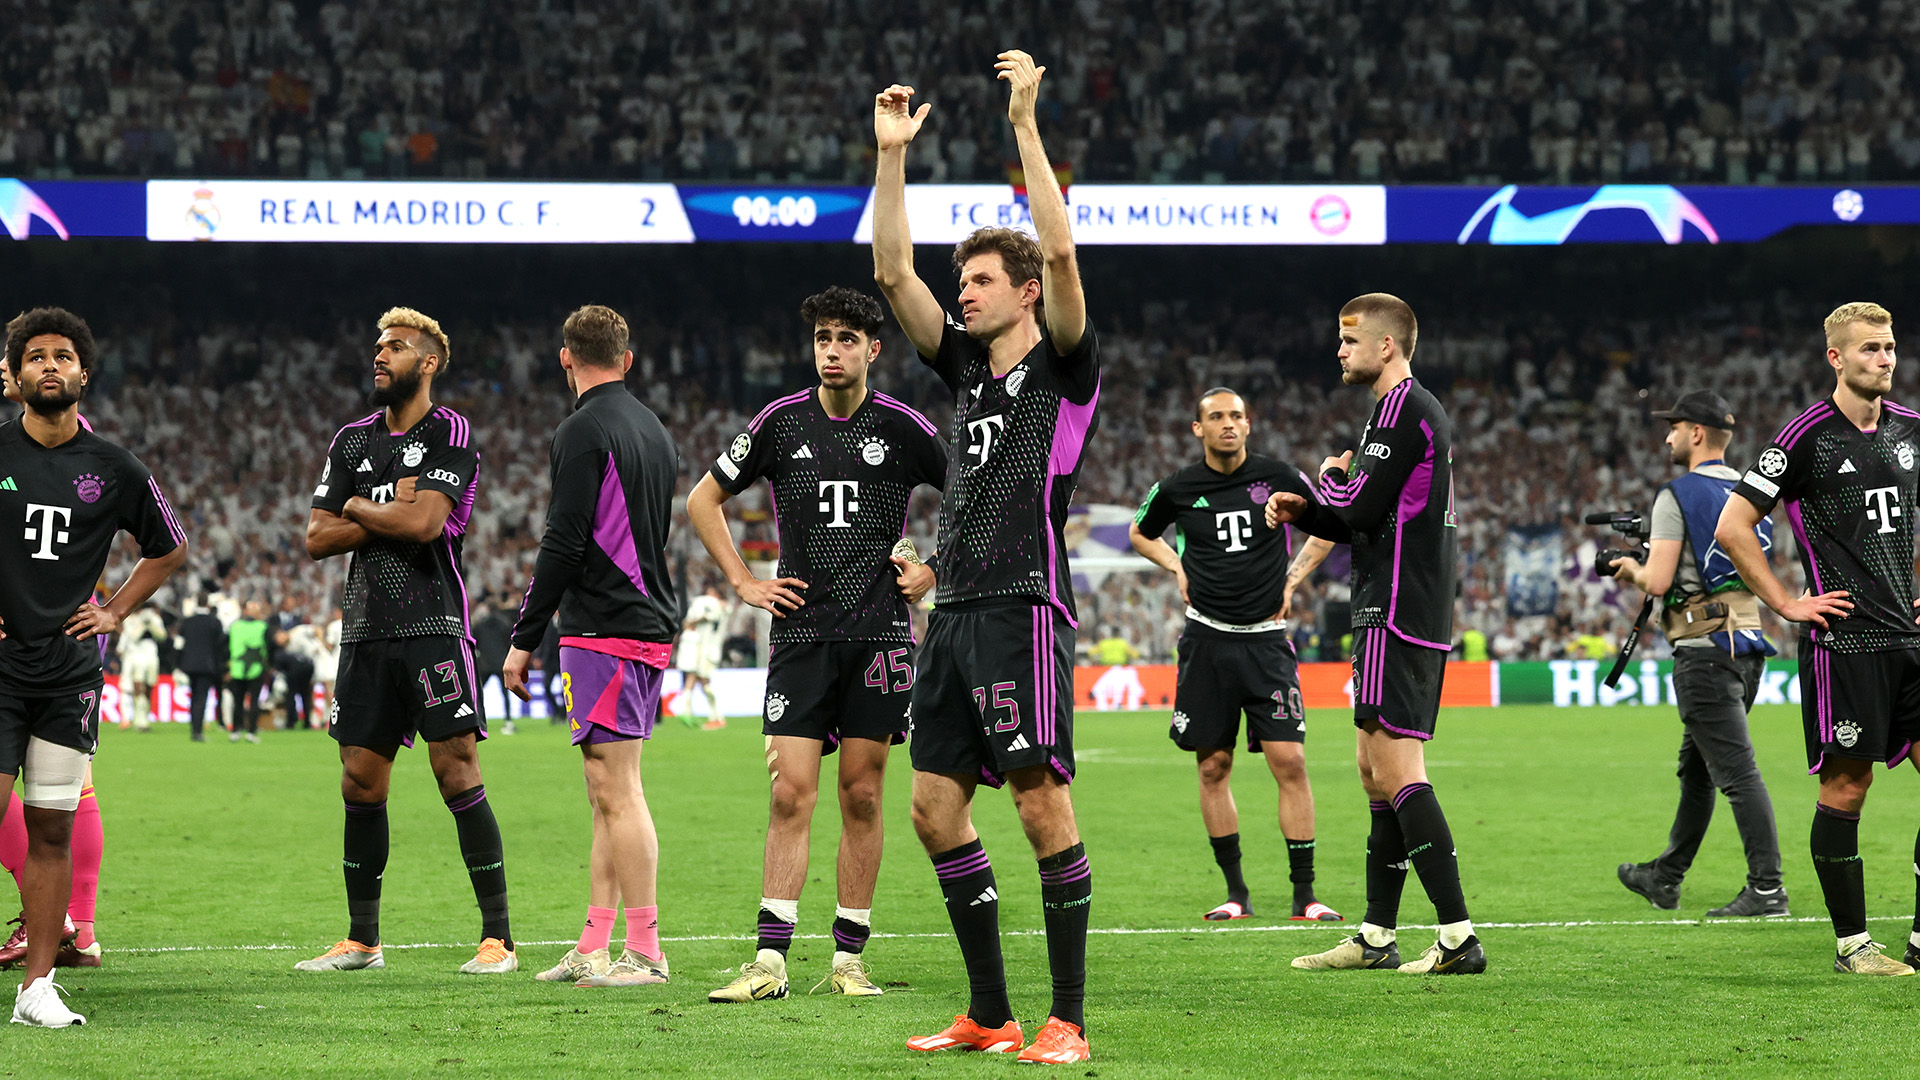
[1865,486,1903,534]
[818,480,860,528]
[966,414,1006,463]
[24,503,71,561]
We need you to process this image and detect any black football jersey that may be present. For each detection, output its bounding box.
[1134,454,1321,627]
[1314,377,1457,651]
[1733,397,1920,654]
[921,316,1100,624]
[711,388,947,643]
[0,419,185,694]
[312,406,479,644]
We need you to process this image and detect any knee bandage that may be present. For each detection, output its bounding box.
[22,737,90,811]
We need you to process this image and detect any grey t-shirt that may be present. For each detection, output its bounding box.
[1650,463,1741,648]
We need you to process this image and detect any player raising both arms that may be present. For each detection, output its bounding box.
[1269,293,1486,975]
[688,287,945,1003]
[302,308,515,975]
[874,51,1097,1065]
[1130,388,1341,924]
[505,306,681,989]
[1716,302,1920,975]
[0,308,187,1025]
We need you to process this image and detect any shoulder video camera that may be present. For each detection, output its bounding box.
[1586,511,1649,578]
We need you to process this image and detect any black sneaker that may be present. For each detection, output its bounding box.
[1902,940,1920,970]
[1399,935,1488,975]
[1617,863,1680,910]
[1705,885,1789,918]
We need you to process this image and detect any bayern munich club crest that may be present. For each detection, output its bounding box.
[766,692,789,722]
[861,438,887,465]
[402,442,426,468]
[1900,442,1916,471]
[1248,482,1272,505]
[1005,369,1027,397]
[74,473,103,504]
[1757,447,1788,478]
[1835,719,1861,748]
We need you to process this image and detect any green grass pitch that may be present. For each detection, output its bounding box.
[8,702,1920,1078]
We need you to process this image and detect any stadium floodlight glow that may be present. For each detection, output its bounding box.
[144,180,695,243]
[0,179,70,240]
[1454,184,1720,245]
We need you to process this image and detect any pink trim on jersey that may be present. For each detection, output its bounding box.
[872,391,941,439]
[560,636,672,669]
[749,389,814,431]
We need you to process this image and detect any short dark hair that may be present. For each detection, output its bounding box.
[6,307,96,376]
[1339,292,1419,359]
[562,304,630,369]
[799,287,884,339]
[953,227,1044,297]
[1195,386,1245,421]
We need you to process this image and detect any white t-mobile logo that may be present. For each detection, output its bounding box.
[24,503,72,561]
[966,414,1006,463]
[1865,485,1903,534]
[818,480,860,528]
[1215,509,1253,552]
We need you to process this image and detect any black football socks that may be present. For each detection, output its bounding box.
[932,839,1012,1028]
[446,785,511,949]
[1287,838,1318,910]
[342,799,388,946]
[1394,783,1470,927]
[1209,832,1249,908]
[758,905,796,956]
[1038,842,1092,1032]
[1363,799,1409,934]
[1811,802,1866,939]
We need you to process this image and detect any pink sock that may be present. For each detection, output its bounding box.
[625,905,659,960]
[578,906,615,954]
[0,794,24,893]
[69,788,102,926]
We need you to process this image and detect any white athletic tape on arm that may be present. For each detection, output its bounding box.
[21,737,88,812]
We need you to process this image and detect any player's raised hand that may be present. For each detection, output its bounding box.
[1777,588,1852,629]
[1265,491,1310,529]
[64,602,119,641]
[737,575,809,618]
[875,84,931,151]
[893,556,936,604]
[995,50,1045,127]
[1319,450,1355,477]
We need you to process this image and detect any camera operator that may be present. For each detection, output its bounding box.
[1608,390,1785,918]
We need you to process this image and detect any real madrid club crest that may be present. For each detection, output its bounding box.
[730,433,751,461]
[1899,442,1916,471]
[402,442,426,468]
[1005,369,1027,397]
[862,437,887,466]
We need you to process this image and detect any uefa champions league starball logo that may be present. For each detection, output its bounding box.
[730,434,751,461]
[73,473,102,503]
[1833,189,1866,223]
[1757,448,1788,478]
[1248,482,1272,505]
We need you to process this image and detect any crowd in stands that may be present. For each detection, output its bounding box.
[6,0,1920,184]
[75,292,1840,671]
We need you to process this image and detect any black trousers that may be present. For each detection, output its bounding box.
[1649,648,1783,890]
[232,676,263,735]
[281,658,315,729]
[185,672,221,737]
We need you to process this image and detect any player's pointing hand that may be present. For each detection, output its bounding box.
[736,575,809,618]
[875,84,931,151]
[1777,588,1853,630]
[1265,491,1309,530]
[996,50,1045,126]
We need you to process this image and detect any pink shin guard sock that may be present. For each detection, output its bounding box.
[625,906,660,960]
[0,794,24,893]
[579,906,616,954]
[69,788,102,926]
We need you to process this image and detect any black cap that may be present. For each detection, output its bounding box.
[1651,389,1736,430]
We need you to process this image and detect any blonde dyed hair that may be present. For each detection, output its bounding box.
[378,306,451,369]
[1340,292,1418,360]
[1824,301,1892,349]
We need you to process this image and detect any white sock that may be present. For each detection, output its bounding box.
[1439,920,1474,950]
[834,905,872,927]
[754,947,787,971]
[831,950,860,969]
[1359,922,1395,948]
[1839,930,1872,956]
[759,896,799,924]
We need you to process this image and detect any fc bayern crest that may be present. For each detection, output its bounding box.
[1835,720,1861,748]
[1005,369,1027,397]
[1248,482,1272,505]
[1900,442,1916,471]
[862,438,887,465]
[402,443,426,468]
[1756,447,1788,478]
[73,473,103,504]
[730,434,751,461]
[766,693,789,722]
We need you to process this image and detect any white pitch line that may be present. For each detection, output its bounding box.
[107,914,1911,956]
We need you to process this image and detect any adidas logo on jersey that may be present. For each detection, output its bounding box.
[791,444,813,459]
[971,886,999,906]
[357,458,374,473]
[0,477,14,492]
[1007,733,1032,751]
[1839,458,1857,474]
[1192,496,1210,508]
[455,703,474,719]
